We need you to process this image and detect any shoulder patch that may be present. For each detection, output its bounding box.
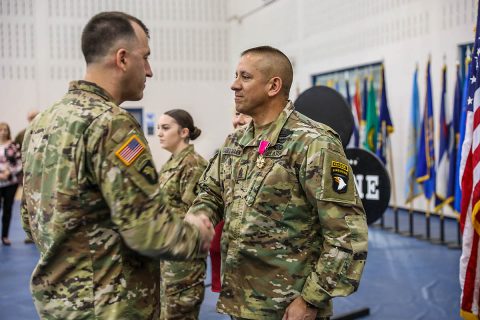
[331,160,349,193]
[115,134,145,166]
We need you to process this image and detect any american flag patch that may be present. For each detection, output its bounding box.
[115,135,145,166]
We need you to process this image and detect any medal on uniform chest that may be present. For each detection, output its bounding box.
[256,140,270,169]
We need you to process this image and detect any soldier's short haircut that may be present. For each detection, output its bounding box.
[241,46,293,98]
[81,11,149,64]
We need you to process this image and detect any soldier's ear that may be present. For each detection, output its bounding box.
[267,77,282,97]
[115,49,128,71]
[179,127,189,139]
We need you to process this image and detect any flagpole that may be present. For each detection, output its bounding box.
[425,199,431,240]
[387,137,399,233]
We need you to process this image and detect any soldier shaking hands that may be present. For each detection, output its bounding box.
[20,12,214,319]
[186,46,368,320]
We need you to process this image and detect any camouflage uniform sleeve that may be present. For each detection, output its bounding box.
[87,112,203,260]
[299,139,368,307]
[179,162,206,207]
[187,151,223,226]
[20,191,32,241]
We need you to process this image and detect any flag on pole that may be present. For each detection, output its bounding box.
[346,78,360,148]
[363,76,378,152]
[376,64,394,164]
[352,78,362,148]
[448,64,464,211]
[456,52,473,214]
[415,59,436,200]
[360,76,368,147]
[435,64,452,210]
[405,66,422,204]
[459,2,480,318]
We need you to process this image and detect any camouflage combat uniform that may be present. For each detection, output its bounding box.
[157,145,207,319]
[188,101,368,319]
[21,81,205,320]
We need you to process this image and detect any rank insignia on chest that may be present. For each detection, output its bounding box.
[331,160,349,194]
[256,140,270,169]
[115,135,145,166]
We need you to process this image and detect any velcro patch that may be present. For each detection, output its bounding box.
[115,135,145,166]
[331,160,349,194]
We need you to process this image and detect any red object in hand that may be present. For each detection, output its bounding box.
[209,220,224,292]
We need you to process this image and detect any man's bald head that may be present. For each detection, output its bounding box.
[240,46,293,98]
[27,109,39,122]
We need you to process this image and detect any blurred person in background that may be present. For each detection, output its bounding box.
[0,122,22,245]
[157,109,208,320]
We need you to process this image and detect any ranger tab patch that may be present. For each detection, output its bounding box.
[115,135,145,166]
[331,160,349,194]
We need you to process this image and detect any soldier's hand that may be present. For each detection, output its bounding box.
[184,212,214,253]
[282,296,317,320]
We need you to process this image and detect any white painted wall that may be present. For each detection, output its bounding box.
[0,0,233,167]
[227,0,477,217]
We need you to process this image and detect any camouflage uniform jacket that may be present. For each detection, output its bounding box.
[189,101,368,319]
[158,144,207,220]
[21,81,204,320]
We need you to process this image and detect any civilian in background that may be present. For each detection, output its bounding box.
[209,110,251,293]
[0,122,22,245]
[157,109,208,320]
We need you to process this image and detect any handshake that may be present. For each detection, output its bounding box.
[184,212,215,253]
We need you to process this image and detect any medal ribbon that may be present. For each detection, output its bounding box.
[258,140,270,155]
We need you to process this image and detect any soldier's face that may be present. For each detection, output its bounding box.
[231,53,270,117]
[157,114,187,154]
[232,112,251,129]
[122,22,153,102]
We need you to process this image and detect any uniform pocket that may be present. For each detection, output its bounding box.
[246,161,293,222]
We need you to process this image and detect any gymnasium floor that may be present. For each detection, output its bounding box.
[0,203,461,320]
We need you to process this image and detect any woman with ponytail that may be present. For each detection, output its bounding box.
[156,109,208,319]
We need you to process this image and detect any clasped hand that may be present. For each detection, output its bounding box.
[184,212,214,253]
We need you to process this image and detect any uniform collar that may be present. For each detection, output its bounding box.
[238,101,294,147]
[68,80,115,103]
[162,144,194,171]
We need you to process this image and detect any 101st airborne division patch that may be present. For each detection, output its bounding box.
[331,160,349,194]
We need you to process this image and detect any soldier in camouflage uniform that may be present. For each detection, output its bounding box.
[156,109,208,319]
[186,46,368,320]
[21,12,214,320]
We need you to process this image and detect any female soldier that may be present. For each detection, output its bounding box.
[157,109,208,320]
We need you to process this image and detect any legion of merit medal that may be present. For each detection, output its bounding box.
[256,140,270,169]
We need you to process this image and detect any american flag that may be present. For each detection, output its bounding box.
[117,136,144,165]
[460,3,480,318]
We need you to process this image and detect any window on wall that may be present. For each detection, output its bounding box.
[311,62,383,101]
[125,107,144,130]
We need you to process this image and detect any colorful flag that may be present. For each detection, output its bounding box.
[359,76,368,147]
[435,64,451,210]
[352,78,362,148]
[363,76,378,152]
[448,64,463,211]
[459,3,480,318]
[346,78,360,148]
[405,66,422,204]
[376,64,394,164]
[456,53,473,214]
[415,59,436,200]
